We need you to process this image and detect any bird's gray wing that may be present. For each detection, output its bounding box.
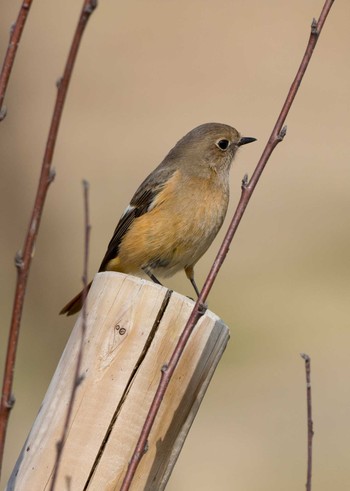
[98,165,176,271]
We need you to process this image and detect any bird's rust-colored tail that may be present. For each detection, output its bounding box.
[59,281,92,316]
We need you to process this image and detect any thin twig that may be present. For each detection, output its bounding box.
[50,180,91,491]
[301,353,313,491]
[81,180,91,330]
[120,1,334,488]
[0,0,97,478]
[0,0,34,120]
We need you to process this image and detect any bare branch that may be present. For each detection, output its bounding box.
[0,0,97,477]
[0,0,34,120]
[301,353,313,491]
[120,1,335,488]
[81,180,91,325]
[50,180,91,491]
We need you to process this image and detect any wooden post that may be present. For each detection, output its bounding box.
[6,272,230,490]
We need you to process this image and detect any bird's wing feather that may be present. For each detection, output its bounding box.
[98,165,176,271]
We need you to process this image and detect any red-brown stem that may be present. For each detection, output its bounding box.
[81,180,91,329]
[301,353,313,491]
[49,181,91,491]
[0,0,34,120]
[120,1,334,489]
[0,0,97,478]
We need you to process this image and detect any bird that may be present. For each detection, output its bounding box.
[60,122,256,315]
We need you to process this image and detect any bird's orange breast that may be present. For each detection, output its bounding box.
[106,169,229,276]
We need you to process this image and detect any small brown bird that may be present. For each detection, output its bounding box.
[60,123,256,315]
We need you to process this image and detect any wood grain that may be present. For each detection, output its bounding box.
[6,272,229,490]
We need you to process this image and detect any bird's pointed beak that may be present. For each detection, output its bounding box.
[237,136,257,147]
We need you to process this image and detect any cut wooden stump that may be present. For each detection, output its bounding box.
[7,272,230,490]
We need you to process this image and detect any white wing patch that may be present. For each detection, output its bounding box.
[121,204,135,218]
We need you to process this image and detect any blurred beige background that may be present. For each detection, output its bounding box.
[1,1,349,489]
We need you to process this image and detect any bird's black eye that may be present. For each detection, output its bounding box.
[216,139,230,151]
